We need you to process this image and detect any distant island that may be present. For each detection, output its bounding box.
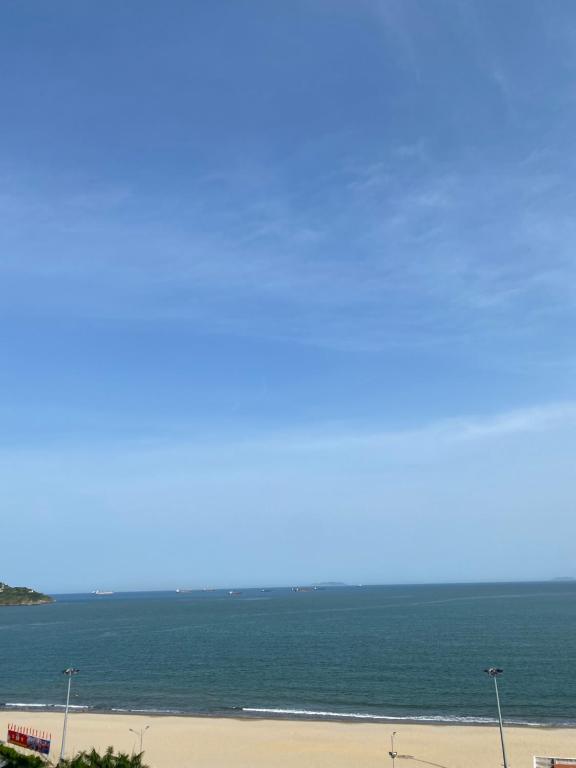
[0,581,53,606]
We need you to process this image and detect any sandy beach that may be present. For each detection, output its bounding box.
[1,711,575,767]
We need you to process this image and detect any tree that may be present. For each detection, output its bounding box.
[0,745,45,767]
[59,746,149,768]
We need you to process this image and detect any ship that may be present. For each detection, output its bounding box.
[228,590,242,596]
[92,590,114,596]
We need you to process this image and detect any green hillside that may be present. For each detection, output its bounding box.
[0,582,53,606]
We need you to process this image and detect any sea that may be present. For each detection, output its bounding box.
[1,582,575,726]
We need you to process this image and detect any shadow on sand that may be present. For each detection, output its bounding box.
[398,755,453,768]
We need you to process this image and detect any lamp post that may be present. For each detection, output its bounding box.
[484,667,508,768]
[129,725,150,754]
[389,730,398,768]
[60,668,80,763]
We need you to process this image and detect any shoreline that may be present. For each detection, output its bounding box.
[1,711,575,768]
[1,704,573,729]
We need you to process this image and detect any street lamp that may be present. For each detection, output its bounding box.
[389,730,398,768]
[484,667,508,768]
[60,668,80,763]
[129,725,150,753]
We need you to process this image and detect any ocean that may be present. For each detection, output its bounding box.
[1,582,575,725]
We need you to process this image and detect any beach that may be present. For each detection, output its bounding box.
[1,711,574,768]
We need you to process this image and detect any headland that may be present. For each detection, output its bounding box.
[0,582,53,606]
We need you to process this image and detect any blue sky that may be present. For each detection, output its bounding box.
[1,1,575,591]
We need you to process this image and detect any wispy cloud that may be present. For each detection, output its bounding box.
[1,396,574,588]
[2,1,576,361]
[238,400,576,456]
[3,399,572,460]
[1,147,576,362]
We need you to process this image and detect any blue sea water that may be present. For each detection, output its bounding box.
[1,582,575,724]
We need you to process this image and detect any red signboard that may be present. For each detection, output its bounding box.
[7,724,51,755]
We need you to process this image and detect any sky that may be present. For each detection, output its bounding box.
[1,0,575,592]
